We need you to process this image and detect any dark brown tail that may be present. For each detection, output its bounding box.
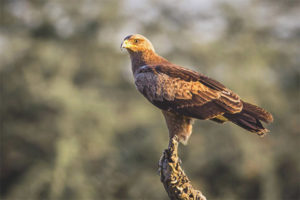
[224,101,273,136]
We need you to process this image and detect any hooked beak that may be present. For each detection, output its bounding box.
[120,39,130,51]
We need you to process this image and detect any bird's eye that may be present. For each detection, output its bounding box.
[134,39,139,43]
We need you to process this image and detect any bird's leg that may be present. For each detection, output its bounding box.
[161,111,194,145]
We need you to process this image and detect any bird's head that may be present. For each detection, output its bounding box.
[121,34,155,53]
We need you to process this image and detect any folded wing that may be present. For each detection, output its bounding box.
[134,64,243,120]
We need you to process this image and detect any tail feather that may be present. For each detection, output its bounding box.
[224,101,273,136]
[242,101,273,123]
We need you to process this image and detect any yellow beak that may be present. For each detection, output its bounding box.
[121,39,130,49]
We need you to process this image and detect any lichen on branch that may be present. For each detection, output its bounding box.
[159,136,207,200]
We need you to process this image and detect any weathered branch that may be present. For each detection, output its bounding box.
[159,136,207,200]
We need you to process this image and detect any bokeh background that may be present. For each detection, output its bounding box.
[1,0,300,199]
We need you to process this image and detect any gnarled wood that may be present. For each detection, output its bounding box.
[159,136,207,200]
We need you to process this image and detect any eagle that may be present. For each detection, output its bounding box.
[121,34,273,144]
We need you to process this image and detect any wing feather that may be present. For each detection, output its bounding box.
[135,64,242,119]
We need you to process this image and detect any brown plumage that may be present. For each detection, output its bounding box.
[121,34,273,144]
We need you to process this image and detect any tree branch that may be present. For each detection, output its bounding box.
[159,136,207,200]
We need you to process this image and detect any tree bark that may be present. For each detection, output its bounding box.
[159,136,207,200]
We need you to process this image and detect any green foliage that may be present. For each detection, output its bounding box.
[1,0,299,199]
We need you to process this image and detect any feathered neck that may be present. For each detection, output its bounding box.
[128,49,169,73]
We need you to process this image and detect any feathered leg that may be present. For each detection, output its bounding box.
[162,110,194,144]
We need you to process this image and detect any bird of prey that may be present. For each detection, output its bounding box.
[121,34,273,144]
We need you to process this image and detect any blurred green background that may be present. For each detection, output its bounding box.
[1,0,299,199]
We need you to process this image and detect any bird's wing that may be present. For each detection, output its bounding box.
[134,64,242,119]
